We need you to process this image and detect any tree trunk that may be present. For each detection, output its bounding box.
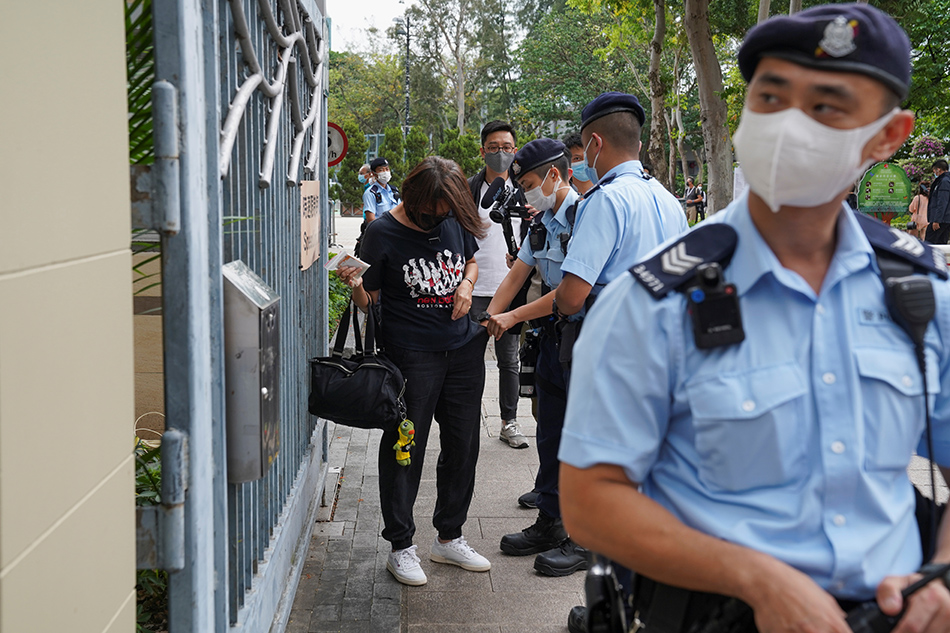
[646,0,670,187]
[456,61,465,130]
[788,0,802,13]
[684,0,732,213]
[758,0,771,22]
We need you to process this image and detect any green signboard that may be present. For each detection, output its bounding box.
[857,162,913,222]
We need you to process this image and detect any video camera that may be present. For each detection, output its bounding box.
[481,177,530,257]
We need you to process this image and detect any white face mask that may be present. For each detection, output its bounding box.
[524,169,567,212]
[376,170,392,185]
[732,106,897,212]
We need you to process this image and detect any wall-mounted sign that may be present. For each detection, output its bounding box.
[327,122,348,167]
[300,180,320,270]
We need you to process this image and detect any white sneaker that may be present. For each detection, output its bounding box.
[500,421,529,449]
[430,536,491,572]
[387,545,427,586]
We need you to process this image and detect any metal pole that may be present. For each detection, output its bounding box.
[404,15,410,135]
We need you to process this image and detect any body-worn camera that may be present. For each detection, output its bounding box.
[481,177,530,257]
[685,263,744,350]
[518,328,540,398]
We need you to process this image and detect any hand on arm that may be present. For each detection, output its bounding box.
[559,463,851,633]
[486,289,557,340]
[451,258,477,321]
[553,273,592,317]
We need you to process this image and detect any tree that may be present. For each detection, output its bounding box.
[409,0,478,130]
[379,126,407,188]
[685,0,732,213]
[330,121,370,212]
[328,50,404,134]
[405,126,430,173]
[437,128,483,178]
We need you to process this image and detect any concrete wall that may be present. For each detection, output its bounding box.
[0,2,136,632]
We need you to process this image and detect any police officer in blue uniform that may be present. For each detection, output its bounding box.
[476,138,588,575]
[552,92,688,331]
[560,5,950,633]
[362,157,400,222]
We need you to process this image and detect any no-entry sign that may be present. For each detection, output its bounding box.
[327,122,348,167]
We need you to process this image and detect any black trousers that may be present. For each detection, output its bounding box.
[378,331,488,550]
[534,333,569,519]
[925,222,950,244]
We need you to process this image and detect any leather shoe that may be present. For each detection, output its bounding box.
[534,539,588,577]
[517,489,538,509]
[500,511,568,556]
[567,605,587,633]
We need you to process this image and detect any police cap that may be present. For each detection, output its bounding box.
[738,3,911,99]
[510,138,568,179]
[370,157,389,170]
[580,92,646,130]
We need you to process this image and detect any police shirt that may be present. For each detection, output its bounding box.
[559,191,950,600]
[362,182,399,220]
[561,160,688,297]
[518,188,580,289]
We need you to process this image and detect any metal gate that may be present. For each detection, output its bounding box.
[138,0,332,630]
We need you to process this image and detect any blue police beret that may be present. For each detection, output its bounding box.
[580,92,646,130]
[370,157,389,170]
[738,3,911,99]
[510,138,568,179]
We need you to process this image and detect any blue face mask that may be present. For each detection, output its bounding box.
[571,160,590,182]
[358,174,367,184]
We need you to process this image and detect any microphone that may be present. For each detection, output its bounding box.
[481,177,507,208]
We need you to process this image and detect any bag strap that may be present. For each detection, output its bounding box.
[331,300,365,357]
[351,302,364,357]
[364,302,380,357]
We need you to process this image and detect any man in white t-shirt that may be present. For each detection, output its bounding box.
[468,120,530,449]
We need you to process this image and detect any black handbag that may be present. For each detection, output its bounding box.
[308,301,406,430]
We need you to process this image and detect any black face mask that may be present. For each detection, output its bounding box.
[407,207,449,232]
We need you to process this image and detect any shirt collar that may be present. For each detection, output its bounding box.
[550,188,580,228]
[599,160,644,182]
[724,191,874,298]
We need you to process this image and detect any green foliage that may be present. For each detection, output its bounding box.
[899,134,945,184]
[330,121,370,212]
[405,126,431,174]
[380,126,407,187]
[127,0,154,165]
[328,50,405,134]
[437,129,484,178]
[134,439,168,631]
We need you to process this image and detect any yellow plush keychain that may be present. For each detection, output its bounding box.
[393,419,415,466]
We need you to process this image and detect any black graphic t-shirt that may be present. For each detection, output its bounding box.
[361,212,481,351]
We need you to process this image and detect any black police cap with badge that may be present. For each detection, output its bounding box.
[737,2,911,99]
[511,138,572,254]
[370,157,389,171]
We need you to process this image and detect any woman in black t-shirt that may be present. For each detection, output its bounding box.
[339,156,492,586]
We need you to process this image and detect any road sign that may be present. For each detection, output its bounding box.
[858,162,912,223]
[327,122,348,167]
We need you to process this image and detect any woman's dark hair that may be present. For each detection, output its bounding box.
[402,156,487,239]
[920,180,931,197]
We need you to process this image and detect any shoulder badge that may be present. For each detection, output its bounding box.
[630,223,739,299]
[854,212,948,279]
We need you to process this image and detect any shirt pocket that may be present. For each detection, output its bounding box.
[855,347,936,471]
[686,362,808,492]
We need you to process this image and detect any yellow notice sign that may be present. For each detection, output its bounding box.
[300,180,320,270]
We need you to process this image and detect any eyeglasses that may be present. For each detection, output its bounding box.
[484,145,515,153]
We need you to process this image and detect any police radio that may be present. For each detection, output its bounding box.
[685,263,745,349]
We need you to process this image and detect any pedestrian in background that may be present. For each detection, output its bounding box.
[926,159,950,244]
[563,132,595,197]
[909,180,929,240]
[339,156,492,587]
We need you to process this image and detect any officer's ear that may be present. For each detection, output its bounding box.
[864,110,914,164]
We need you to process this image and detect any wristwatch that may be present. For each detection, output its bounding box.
[475,311,491,322]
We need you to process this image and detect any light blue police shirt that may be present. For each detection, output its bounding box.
[518,188,580,289]
[362,182,398,219]
[559,191,950,600]
[561,160,688,297]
